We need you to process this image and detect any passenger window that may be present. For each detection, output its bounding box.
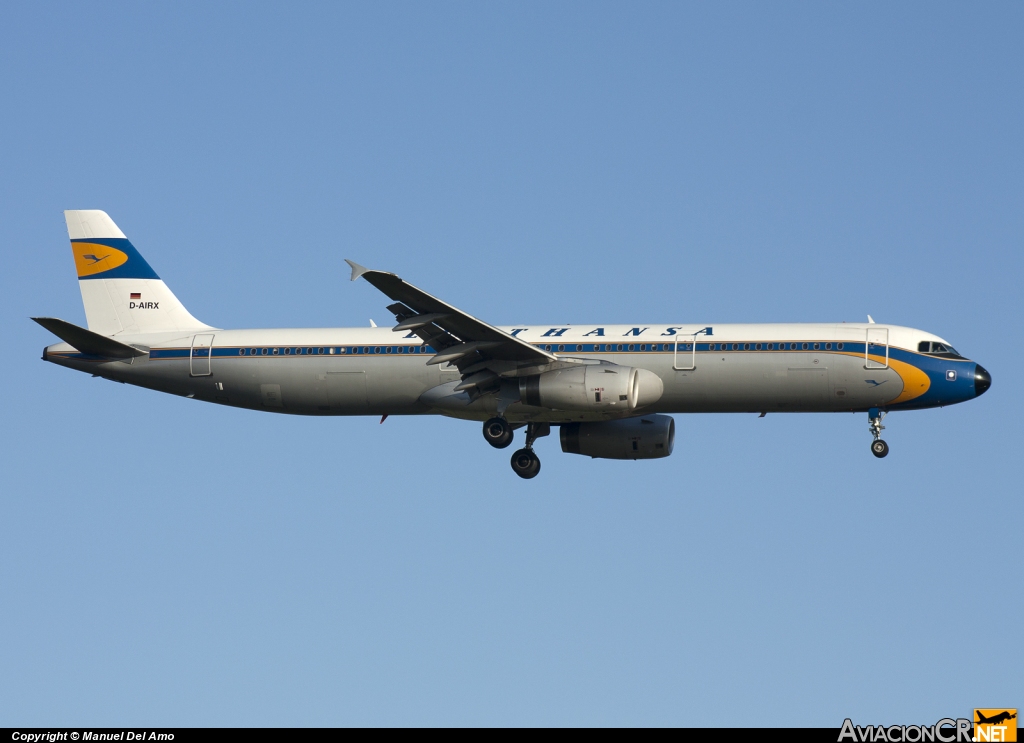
[802,343,809,350]
[317,347,324,354]
[743,343,750,350]
[813,343,819,350]
[272,348,279,355]
[837,343,844,350]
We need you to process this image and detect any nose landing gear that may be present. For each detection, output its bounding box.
[509,422,550,479]
[869,408,888,458]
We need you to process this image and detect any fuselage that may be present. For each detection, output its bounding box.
[43,322,988,422]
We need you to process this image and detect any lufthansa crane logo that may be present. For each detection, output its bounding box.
[71,242,129,277]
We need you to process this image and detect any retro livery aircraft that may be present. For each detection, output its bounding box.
[36,211,991,479]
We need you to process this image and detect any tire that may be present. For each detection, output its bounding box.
[871,439,889,458]
[510,448,541,479]
[483,417,513,449]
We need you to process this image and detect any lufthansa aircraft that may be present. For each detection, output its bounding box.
[36,211,991,479]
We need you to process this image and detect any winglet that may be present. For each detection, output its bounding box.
[867,315,876,324]
[345,259,371,282]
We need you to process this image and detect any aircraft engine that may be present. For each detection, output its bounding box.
[518,364,663,412]
[560,414,675,460]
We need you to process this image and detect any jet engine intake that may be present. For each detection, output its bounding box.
[518,363,663,412]
[560,414,675,460]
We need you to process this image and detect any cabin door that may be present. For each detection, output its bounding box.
[190,334,215,376]
[865,328,889,370]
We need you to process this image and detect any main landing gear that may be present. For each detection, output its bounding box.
[482,417,514,449]
[482,419,550,479]
[869,408,889,458]
[510,423,550,479]
[510,448,541,479]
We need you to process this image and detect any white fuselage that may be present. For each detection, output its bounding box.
[43,322,980,422]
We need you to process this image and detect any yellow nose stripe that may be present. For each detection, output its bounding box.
[886,357,931,404]
[72,242,129,277]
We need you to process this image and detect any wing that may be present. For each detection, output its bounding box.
[346,260,559,391]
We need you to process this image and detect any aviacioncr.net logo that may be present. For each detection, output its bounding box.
[839,718,973,743]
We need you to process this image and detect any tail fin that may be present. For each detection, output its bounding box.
[65,210,212,336]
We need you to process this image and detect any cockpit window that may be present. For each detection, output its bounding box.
[919,341,964,358]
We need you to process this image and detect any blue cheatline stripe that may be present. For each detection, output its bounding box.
[72,238,160,280]
[145,340,973,363]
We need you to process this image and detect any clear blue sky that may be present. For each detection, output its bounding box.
[1,1,1020,726]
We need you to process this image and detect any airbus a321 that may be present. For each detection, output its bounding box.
[35,211,991,479]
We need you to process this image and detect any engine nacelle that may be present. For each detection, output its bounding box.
[519,363,663,412]
[560,414,675,460]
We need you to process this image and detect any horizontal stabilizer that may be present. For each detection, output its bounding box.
[32,317,147,359]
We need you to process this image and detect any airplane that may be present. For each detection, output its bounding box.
[976,711,1016,726]
[35,210,991,479]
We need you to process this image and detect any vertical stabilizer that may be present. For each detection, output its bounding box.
[65,210,212,336]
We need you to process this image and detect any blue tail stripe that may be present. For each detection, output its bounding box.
[72,238,160,280]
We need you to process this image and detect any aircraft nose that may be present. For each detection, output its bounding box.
[974,364,991,397]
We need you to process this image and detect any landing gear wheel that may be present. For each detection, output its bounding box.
[483,417,513,449]
[871,439,889,458]
[510,448,541,479]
